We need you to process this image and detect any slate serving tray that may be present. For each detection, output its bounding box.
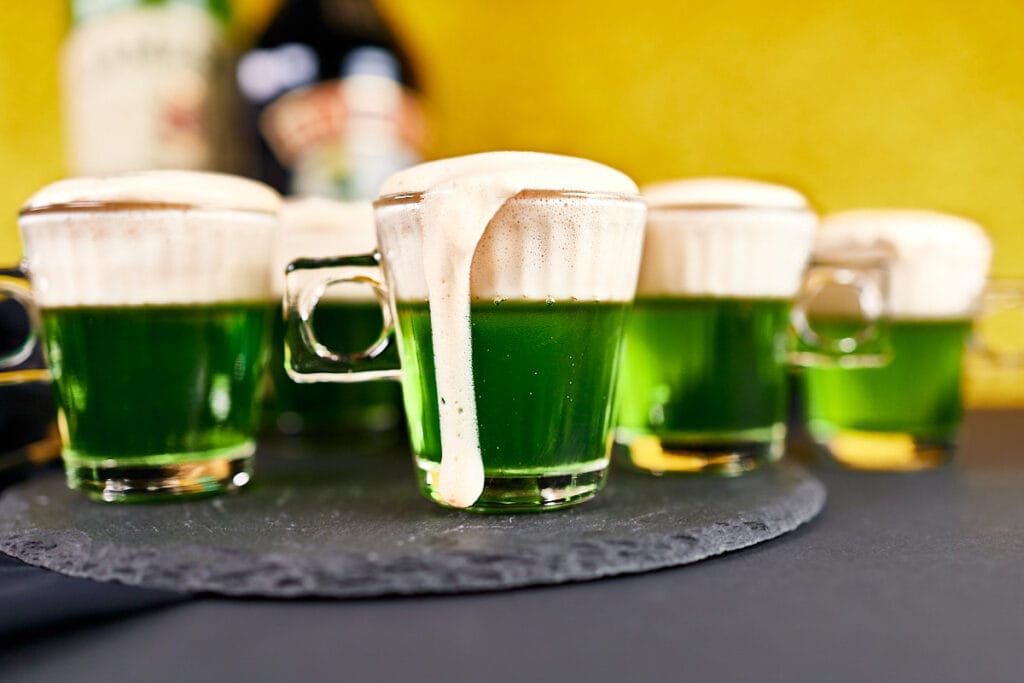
[0,437,824,598]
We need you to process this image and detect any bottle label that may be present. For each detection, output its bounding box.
[259,78,423,199]
[62,4,236,174]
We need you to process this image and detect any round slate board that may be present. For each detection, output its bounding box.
[0,438,825,598]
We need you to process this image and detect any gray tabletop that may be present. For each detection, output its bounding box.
[3,410,1024,683]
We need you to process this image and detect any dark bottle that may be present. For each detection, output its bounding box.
[237,0,424,198]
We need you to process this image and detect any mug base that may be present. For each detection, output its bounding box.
[63,441,255,503]
[816,429,954,471]
[414,457,607,513]
[615,427,785,476]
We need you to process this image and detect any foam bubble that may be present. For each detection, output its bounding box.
[20,209,278,308]
[638,178,817,298]
[815,209,992,319]
[273,198,377,298]
[22,170,281,215]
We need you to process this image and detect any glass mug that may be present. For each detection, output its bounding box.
[965,278,1024,408]
[0,273,44,382]
[264,198,403,435]
[285,152,646,512]
[791,209,992,471]
[0,272,61,478]
[614,178,816,475]
[15,171,281,501]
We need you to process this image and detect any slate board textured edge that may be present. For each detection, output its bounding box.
[0,472,825,599]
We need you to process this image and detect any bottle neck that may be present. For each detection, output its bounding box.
[70,0,231,26]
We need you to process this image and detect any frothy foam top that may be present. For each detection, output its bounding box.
[380,151,639,197]
[274,198,377,298]
[815,209,992,318]
[643,177,810,209]
[638,178,816,298]
[379,151,641,509]
[22,170,281,215]
[20,208,278,308]
[376,194,643,303]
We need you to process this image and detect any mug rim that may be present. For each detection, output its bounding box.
[646,202,816,214]
[373,188,644,209]
[18,200,279,218]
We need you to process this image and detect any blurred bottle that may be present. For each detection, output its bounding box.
[61,0,240,174]
[237,0,424,198]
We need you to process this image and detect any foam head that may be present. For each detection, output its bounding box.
[376,152,646,303]
[638,177,817,299]
[379,151,639,198]
[22,170,281,214]
[816,209,993,319]
[643,177,810,210]
[274,198,376,298]
[19,171,281,308]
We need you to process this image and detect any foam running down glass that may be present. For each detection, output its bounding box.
[285,152,646,512]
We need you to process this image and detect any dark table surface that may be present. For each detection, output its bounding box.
[2,410,1023,683]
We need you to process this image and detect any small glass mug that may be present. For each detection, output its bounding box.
[285,189,646,511]
[614,180,817,475]
[965,278,1024,408]
[0,272,61,477]
[16,172,280,501]
[0,273,45,382]
[264,198,403,436]
[791,210,991,471]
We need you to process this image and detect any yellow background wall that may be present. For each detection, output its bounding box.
[377,0,1024,277]
[2,0,1022,273]
[1,0,1021,402]
[0,2,66,261]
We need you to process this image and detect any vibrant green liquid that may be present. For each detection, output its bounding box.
[41,303,272,461]
[265,300,403,433]
[396,300,629,474]
[616,297,791,441]
[800,319,971,439]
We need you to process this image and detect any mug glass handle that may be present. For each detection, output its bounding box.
[788,258,892,368]
[284,253,401,383]
[0,273,49,384]
[970,278,1024,368]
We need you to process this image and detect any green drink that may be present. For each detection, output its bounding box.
[796,208,993,470]
[799,318,970,470]
[397,300,628,502]
[266,300,403,434]
[42,303,272,499]
[616,297,790,473]
[18,170,282,501]
[616,178,817,475]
